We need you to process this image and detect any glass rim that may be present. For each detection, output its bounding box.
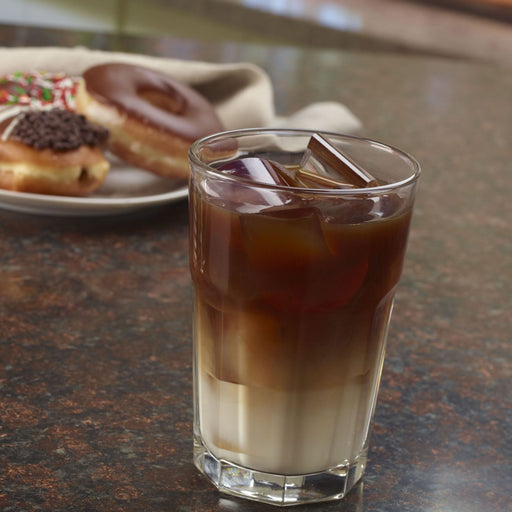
[188,128,421,195]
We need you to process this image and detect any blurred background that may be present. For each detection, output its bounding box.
[0,0,511,65]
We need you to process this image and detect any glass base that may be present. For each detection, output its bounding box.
[193,435,367,507]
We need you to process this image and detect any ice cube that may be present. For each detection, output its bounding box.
[238,207,364,314]
[217,156,360,192]
[239,206,331,271]
[217,157,291,186]
[196,299,287,388]
[268,160,355,190]
[212,158,292,211]
[301,134,378,188]
[316,196,376,225]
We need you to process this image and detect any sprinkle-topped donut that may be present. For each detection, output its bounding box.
[76,62,224,179]
[0,71,79,110]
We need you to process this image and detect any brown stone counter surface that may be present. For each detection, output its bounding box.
[0,26,511,512]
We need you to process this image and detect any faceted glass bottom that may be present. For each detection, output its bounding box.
[193,434,367,507]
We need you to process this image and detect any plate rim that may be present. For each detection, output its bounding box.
[0,155,189,216]
[0,181,189,216]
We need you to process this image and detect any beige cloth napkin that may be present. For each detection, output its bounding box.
[0,46,361,134]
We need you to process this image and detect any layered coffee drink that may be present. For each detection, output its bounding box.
[189,131,419,504]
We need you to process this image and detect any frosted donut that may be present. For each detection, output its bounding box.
[0,107,110,196]
[75,62,224,179]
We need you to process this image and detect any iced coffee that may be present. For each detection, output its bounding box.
[189,130,420,506]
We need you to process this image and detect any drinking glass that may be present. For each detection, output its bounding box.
[188,129,420,506]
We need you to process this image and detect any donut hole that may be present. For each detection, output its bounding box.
[138,89,186,115]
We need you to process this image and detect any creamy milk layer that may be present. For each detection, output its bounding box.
[198,371,374,474]
[195,294,394,475]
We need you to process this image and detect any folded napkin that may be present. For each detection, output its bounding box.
[0,46,361,134]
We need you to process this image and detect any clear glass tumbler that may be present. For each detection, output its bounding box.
[188,129,420,506]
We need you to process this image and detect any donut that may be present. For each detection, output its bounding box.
[0,107,110,196]
[0,71,79,110]
[75,62,224,179]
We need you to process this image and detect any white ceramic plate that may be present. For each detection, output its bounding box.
[0,154,188,217]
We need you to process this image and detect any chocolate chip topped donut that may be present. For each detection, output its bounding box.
[76,62,224,179]
[9,109,109,151]
[0,107,110,196]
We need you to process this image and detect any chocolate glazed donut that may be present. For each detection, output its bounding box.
[76,62,224,179]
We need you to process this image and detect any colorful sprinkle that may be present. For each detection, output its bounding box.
[0,71,80,110]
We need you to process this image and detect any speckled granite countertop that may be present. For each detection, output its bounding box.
[0,26,511,512]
